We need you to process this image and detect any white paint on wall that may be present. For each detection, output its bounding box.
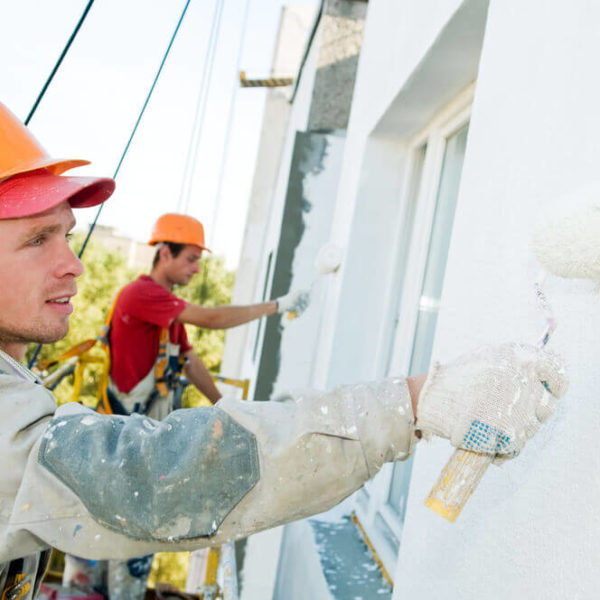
[258,0,600,596]
[394,1,600,598]
[271,132,346,395]
[272,520,332,600]
[239,526,285,600]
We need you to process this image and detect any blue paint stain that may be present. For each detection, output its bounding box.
[73,524,82,537]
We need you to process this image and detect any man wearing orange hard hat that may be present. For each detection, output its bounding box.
[0,101,567,600]
[0,102,115,351]
[102,211,309,420]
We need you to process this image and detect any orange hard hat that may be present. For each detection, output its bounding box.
[0,102,89,181]
[149,213,211,251]
[0,102,115,219]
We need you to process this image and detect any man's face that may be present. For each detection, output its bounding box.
[0,201,83,355]
[166,244,203,286]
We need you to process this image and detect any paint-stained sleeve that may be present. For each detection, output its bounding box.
[2,376,416,561]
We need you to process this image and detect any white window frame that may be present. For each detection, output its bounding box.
[354,85,474,576]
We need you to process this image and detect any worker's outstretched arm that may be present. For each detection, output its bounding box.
[183,351,222,405]
[1,343,565,563]
[178,301,277,329]
[177,290,310,329]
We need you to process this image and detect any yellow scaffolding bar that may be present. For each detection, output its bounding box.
[239,70,294,88]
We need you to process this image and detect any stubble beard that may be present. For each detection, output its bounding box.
[0,318,70,347]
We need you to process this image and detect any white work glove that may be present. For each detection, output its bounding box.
[276,289,310,317]
[416,343,568,458]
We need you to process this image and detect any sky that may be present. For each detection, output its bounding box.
[0,0,318,267]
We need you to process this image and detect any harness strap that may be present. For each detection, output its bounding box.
[154,328,170,398]
[96,288,125,416]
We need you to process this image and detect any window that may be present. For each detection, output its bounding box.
[408,123,469,375]
[354,95,472,575]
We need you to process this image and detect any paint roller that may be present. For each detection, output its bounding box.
[425,191,600,522]
[286,242,343,319]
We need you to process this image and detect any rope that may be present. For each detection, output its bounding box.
[25,0,96,126]
[208,0,252,248]
[178,0,226,213]
[77,0,193,259]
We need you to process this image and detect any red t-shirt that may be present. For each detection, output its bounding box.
[109,275,192,393]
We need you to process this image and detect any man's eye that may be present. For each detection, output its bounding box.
[66,233,74,243]
[31,236,44,246]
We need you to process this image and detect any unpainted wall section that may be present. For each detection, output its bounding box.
[307,0,367,131]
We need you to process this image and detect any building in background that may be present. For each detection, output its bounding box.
[83,224,155,270]
[224,0,598,599]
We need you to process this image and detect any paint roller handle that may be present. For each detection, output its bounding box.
[425,448,494,522]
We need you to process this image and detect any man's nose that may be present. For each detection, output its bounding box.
[56,242,84,278]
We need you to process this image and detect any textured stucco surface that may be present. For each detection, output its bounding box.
[394,1,600,598]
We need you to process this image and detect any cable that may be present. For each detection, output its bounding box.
[208,0,252,248]
[28,0,193,369]
[77,0,193,259]
[25,0,96,125]
[178,0,226,213]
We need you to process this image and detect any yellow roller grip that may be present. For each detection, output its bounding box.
[425,448,493,522]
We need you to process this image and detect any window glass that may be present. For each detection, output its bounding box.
[386,122,470,524]
[409,123,469,376]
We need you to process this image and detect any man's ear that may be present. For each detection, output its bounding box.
[159,244,172,263]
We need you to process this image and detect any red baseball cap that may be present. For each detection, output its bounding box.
[0,169,115,219]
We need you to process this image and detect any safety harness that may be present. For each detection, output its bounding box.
[39,288,185,416]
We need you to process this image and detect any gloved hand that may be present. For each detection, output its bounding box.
[416,343,568,458]
[276,289,310,317]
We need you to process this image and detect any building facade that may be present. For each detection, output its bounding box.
[223,1,600,598]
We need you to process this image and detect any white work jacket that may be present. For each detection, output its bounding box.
[0,348,417,576]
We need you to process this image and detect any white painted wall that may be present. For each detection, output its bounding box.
[272,520,332,600]
[393,1,600,598]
